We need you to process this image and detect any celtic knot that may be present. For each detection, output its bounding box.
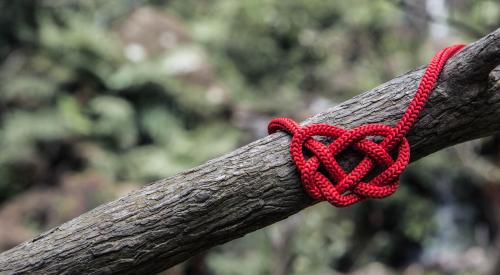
[268,44,465,207]
[268,118,410,206]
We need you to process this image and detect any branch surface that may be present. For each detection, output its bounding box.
[1,28,500,274]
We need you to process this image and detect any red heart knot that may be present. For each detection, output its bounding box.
[268,44,465,207]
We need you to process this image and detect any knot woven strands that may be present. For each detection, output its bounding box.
[268,44,465,207]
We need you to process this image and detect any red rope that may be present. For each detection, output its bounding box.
[268,44,464,207]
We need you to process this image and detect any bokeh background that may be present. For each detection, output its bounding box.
[0,0,499,274]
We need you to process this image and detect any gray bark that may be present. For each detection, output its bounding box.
[1,28,500,274]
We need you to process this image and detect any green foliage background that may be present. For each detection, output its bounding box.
[0,0,499,274]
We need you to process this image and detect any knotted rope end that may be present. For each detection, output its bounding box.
[268,44,464,207]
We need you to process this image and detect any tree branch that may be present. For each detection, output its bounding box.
[1,28,500,274]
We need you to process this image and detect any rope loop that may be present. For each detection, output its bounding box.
[268,44,464,207]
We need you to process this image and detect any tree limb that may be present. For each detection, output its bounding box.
[1,28,500,274]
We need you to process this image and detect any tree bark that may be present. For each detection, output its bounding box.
[1,28,500,275]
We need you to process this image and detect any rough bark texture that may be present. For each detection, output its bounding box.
[1,28,500,274]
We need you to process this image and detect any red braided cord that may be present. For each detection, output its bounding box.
[268,44,465,207]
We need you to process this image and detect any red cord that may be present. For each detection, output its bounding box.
[268,45,464,207]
